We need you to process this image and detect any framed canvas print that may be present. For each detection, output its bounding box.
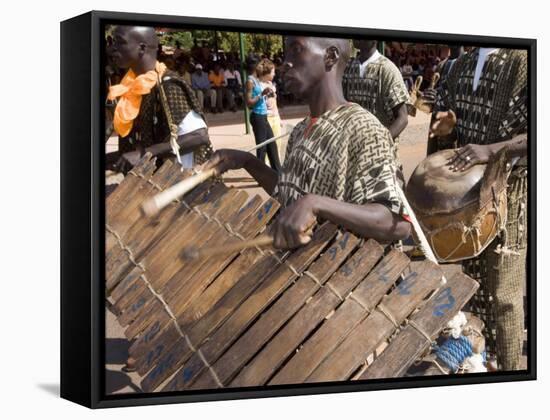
[60,10,536,408]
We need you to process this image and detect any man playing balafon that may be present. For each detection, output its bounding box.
[204,36,411,248]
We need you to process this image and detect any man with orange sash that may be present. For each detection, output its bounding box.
[107,26,213,172]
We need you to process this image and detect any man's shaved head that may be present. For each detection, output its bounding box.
[111,25,159,73]
[282,36,351,98]
[310,37,352,74]
[115,26,159,50]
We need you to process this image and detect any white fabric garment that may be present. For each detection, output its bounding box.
[176,110,207,168]
[223,69,242,86]
[359,49,382,77]
[402,64,413,74]
[473,48,498,91]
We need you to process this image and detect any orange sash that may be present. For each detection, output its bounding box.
[108,61,167,137]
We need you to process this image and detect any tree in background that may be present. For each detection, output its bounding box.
[159,30,283,59]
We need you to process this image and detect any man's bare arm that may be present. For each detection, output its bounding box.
[310,195,411,242]
[202,149,278,194]
[270,193,411,249]
[389,103,409,139]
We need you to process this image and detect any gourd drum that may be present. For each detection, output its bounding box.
[406,149,509,263]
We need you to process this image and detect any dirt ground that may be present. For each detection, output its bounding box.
[106,105,432,190]
[105,106,526,394]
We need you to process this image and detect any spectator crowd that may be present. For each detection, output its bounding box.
[106,34,458,116]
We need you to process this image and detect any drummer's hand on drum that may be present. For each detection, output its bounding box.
[202,149,251,175]
[429,110,457,139]
[448,144,496,172]
[270,194,317,250]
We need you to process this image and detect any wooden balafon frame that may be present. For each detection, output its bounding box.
[106,153,479,392]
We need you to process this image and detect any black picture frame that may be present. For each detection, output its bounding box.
[60,10,537,409]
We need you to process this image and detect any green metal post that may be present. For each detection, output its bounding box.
[378,41,385,56]
[239,32,250,134]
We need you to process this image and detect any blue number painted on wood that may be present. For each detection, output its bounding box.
[258,201,274,220]
[119,269,140,290]
[397,271,418,295]
[432,287,456,317]
[120,275,133,289]
[146,344,164,368]
[341,255,363,277]
[327,234,350,260]
[144,321,161,343]
[167,366,194,391]
[238,198,255,214]
[183,367,194,382]
[258,201,273,220]
[377,263,392,283]
[149,353,174,381]
[131,297,146,312]
[341,264,353,276]
[339,233,350,250]
[263,201,273,214]
[127,282,138,293]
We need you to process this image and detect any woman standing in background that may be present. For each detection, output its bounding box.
[246,57,282,172]
[259,59,283,138]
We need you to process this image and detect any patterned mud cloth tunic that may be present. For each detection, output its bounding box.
[274,103,405,216]
[342,54,410,144]
[435,56,457,87]
[435,48,528,370]
[118,70,213,165]
[435,48,528,150]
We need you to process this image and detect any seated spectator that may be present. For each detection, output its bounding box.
[208,63,225,113]
[418,59,426,75]
[223,62,242,111]
[401,59,414,90]
[191,64,216,112]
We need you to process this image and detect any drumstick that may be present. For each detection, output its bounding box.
[141,167,218,217]
[181,234,274,260]
[181,220,315,261]
[396,185,447,285]
[142,126,295,218]
[246,126,294,152]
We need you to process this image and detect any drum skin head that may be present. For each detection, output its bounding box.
[406,149,486,216]
[405,149,510,262]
